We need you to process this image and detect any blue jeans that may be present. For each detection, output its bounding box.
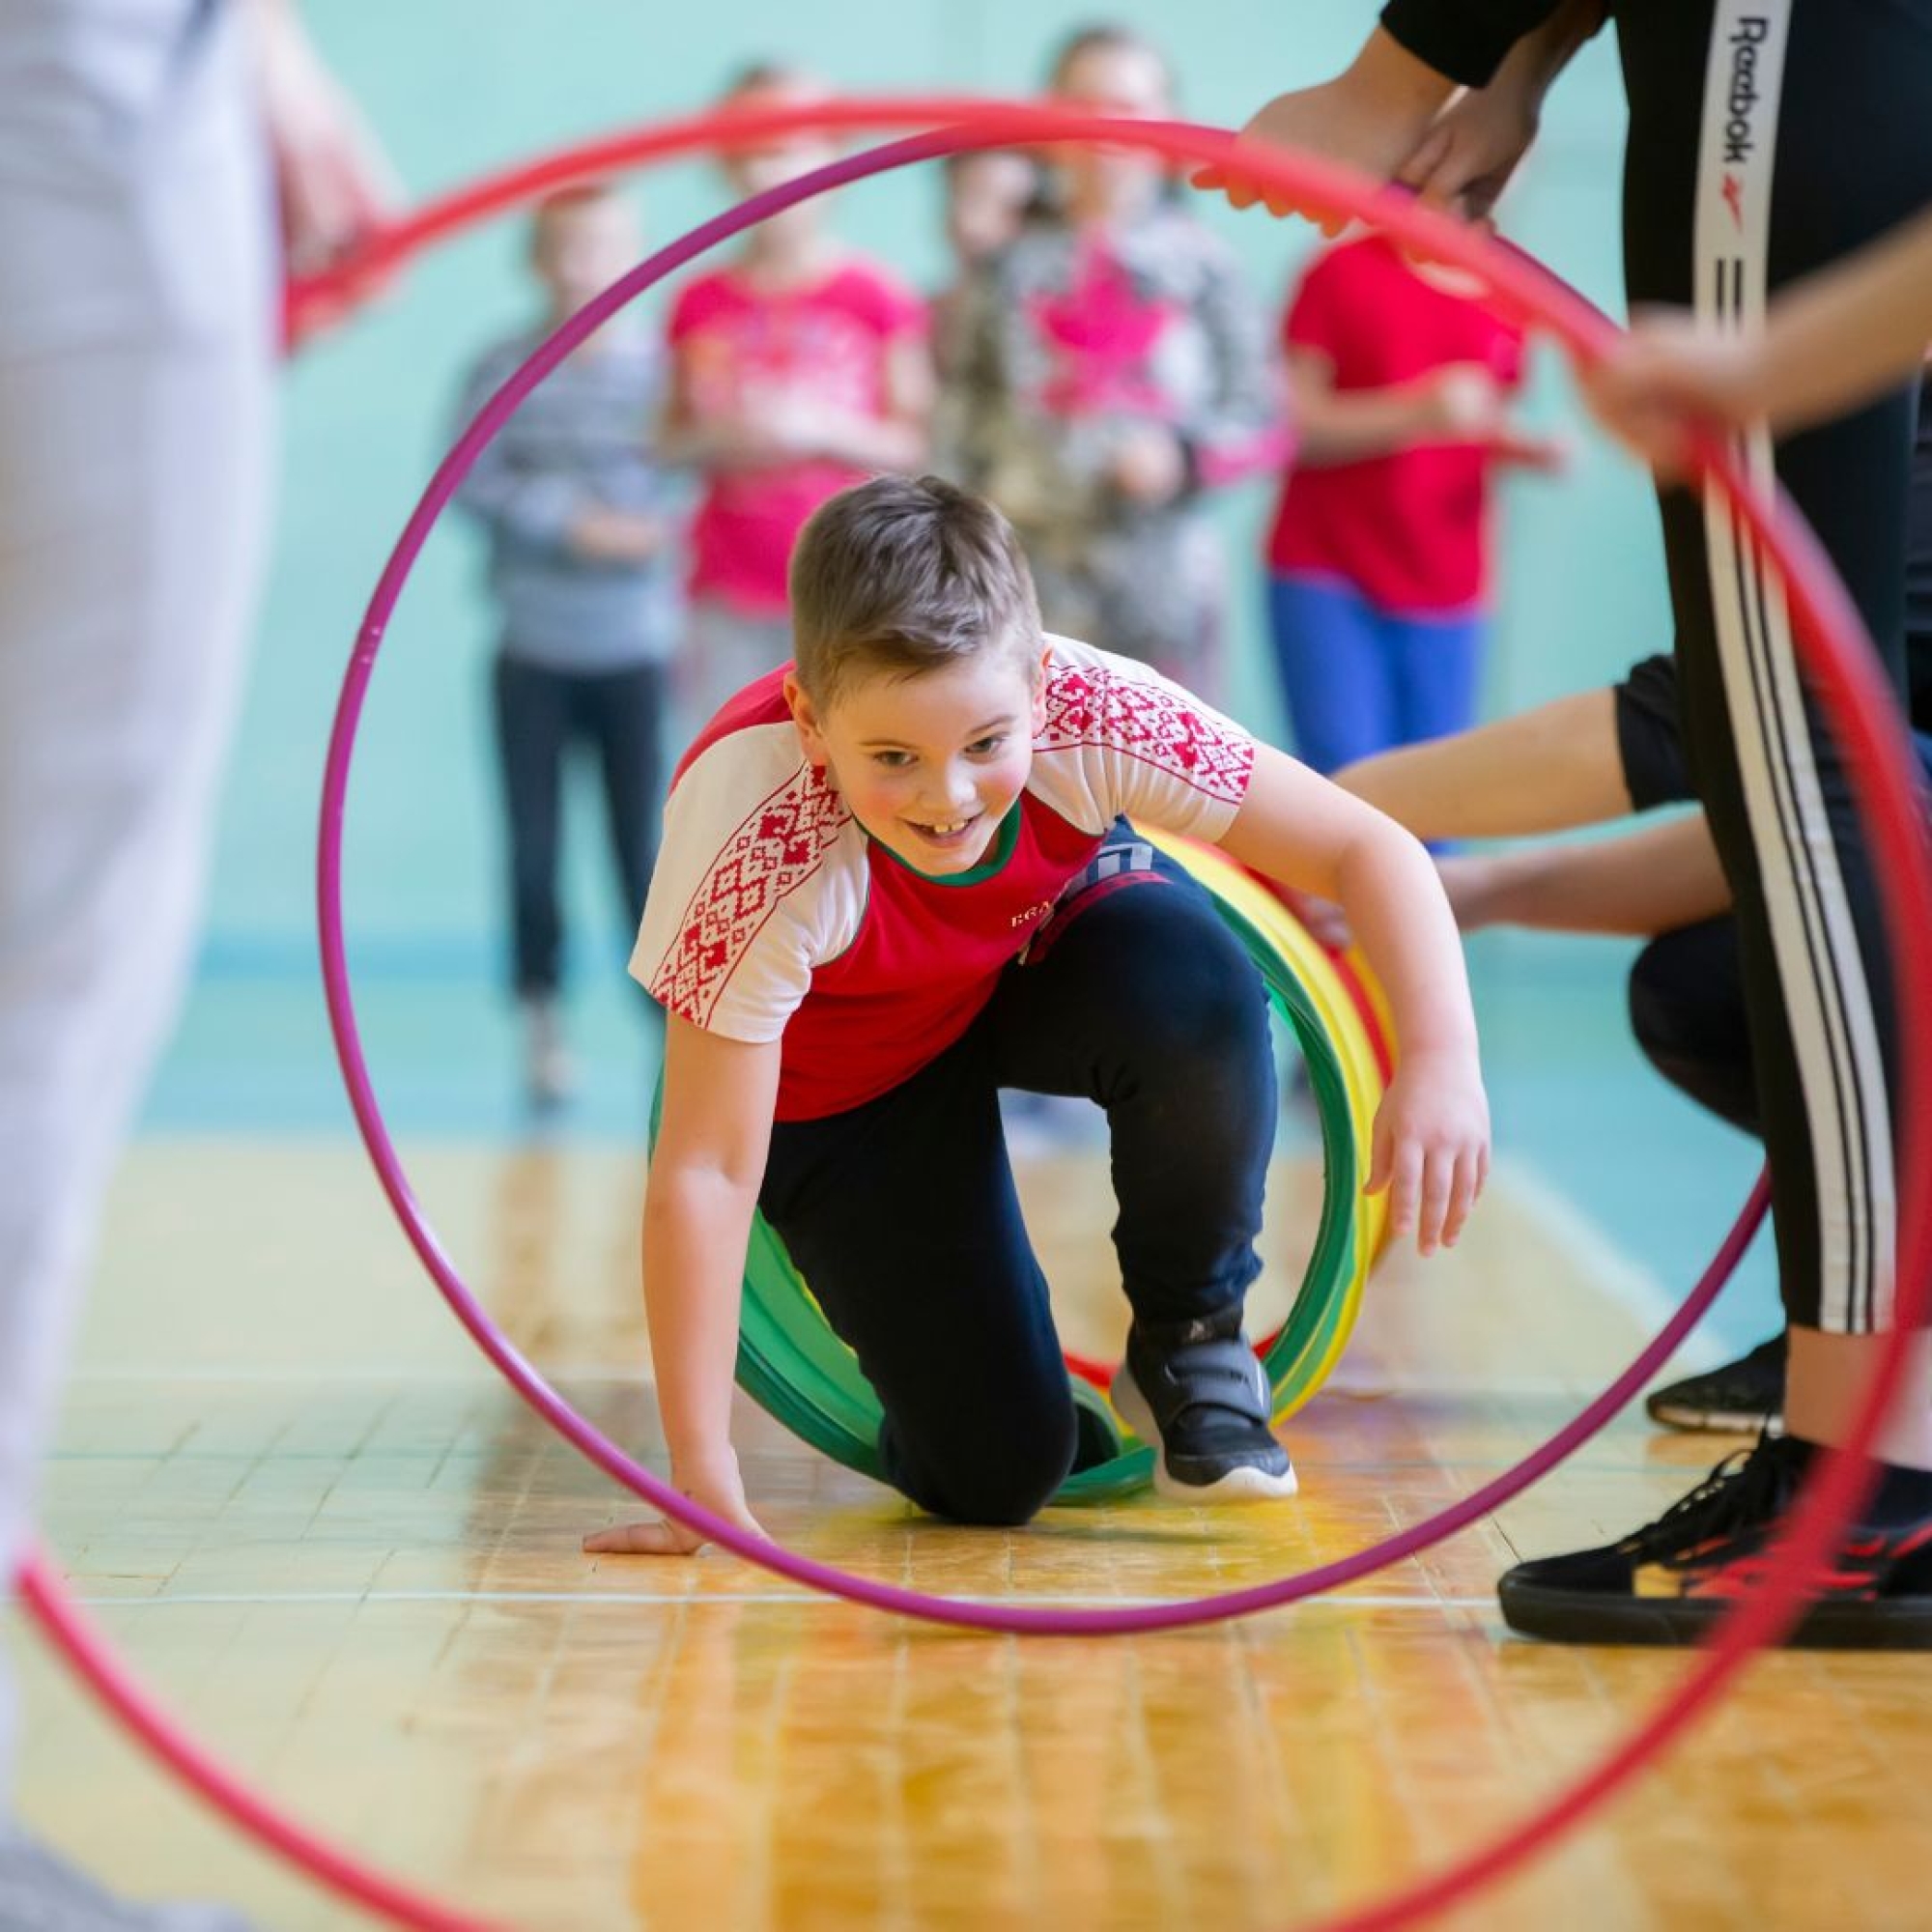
[757,831,1277,1525]
[1267,571,1487,775]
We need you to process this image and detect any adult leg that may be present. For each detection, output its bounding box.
[1627,0,1930,1441]
[1627,918,1758,1136]
[0,0,272,1907]
[1502,0,1932,1643]
[1629,919,1786,1433]
[1266,572,1399,774]
[758,1032,1077,1526]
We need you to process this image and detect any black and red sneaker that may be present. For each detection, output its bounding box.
[1498,1434,1932,1648]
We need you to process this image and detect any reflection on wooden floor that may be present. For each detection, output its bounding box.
[9,1138,1931,1931]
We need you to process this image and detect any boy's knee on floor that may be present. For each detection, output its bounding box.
[894,1401,1077,1527]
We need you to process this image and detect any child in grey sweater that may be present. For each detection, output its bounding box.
[455,183,683,1106]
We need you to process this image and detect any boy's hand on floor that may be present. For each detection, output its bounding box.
[1365,1046,1491,1257]
[582,1453,765,1557]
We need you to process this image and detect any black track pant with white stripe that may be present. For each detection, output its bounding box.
[1617,0,1932,1333]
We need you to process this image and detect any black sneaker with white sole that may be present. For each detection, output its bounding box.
[1645,1333,1785,1435]
[1110,1318,1297,1502]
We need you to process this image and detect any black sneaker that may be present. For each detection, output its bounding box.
[1110,1318,1297,1503]
[1645,1333,1786,1434]
[1498,1433,1932,1648]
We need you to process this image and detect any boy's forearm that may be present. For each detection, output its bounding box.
[641,1165,760,1471]
[1335,821,1480,1063]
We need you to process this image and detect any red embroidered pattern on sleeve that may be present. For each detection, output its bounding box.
[1036,661,1254,800]
[650,763,851,1026]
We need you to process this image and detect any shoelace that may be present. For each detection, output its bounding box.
[1627,1435,1794,1561]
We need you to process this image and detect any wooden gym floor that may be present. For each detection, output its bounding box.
[7,1136,1931,1931]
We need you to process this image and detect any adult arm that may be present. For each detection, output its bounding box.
[1441,813,1730,937]
[240,0,399,274]
[1395,0,1606,221]
[1333,686,1630,838]
[1587,204,1932,474]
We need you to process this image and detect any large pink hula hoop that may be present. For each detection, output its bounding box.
[18,98,1931,1932]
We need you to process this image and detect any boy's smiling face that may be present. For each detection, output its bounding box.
[787,644,1049,875]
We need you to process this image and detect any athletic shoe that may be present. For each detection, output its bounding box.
[1498,1433,1932,1648]
[0,1823,256,1929]
[1110,1318,1297,1503]
[1645,1333,1786,1435]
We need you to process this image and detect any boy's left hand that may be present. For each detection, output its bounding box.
[1365,1046,1490,1257]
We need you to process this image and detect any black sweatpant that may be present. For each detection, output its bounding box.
[1615,0,1932,1333]
[758,834,1277,1526]
[494,652,664,999]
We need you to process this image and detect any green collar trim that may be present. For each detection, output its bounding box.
[873,801,1021,886]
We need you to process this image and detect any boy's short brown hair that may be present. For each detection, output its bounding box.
[789,474,1043,705]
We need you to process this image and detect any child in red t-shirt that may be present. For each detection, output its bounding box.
[660,64,933,743]
[1266,232,1556,774]
[584,473,1489,1554]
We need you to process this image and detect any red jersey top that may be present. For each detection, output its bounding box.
[632,639,1256,1120]
[1266,235,1525,614]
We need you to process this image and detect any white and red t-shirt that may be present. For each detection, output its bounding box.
[1267,234,1526,615]
[631,639,1256,1121]
[667,259,927,616]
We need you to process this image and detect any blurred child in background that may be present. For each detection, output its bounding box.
[1266,231,1557,776]
[661,63,931,741]
[455,184,681,1107]
[932,149,1039,383]
[946,24,1284,708]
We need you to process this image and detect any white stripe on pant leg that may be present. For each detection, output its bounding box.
[1694,0,1897,1333]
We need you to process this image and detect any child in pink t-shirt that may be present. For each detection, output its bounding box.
[661,65,932,743]
[1266,232,1557,774]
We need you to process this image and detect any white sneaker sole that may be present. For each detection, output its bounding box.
[1109,1367,1299,1504]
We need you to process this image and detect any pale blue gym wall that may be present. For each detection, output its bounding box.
[213,0,1663,966]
